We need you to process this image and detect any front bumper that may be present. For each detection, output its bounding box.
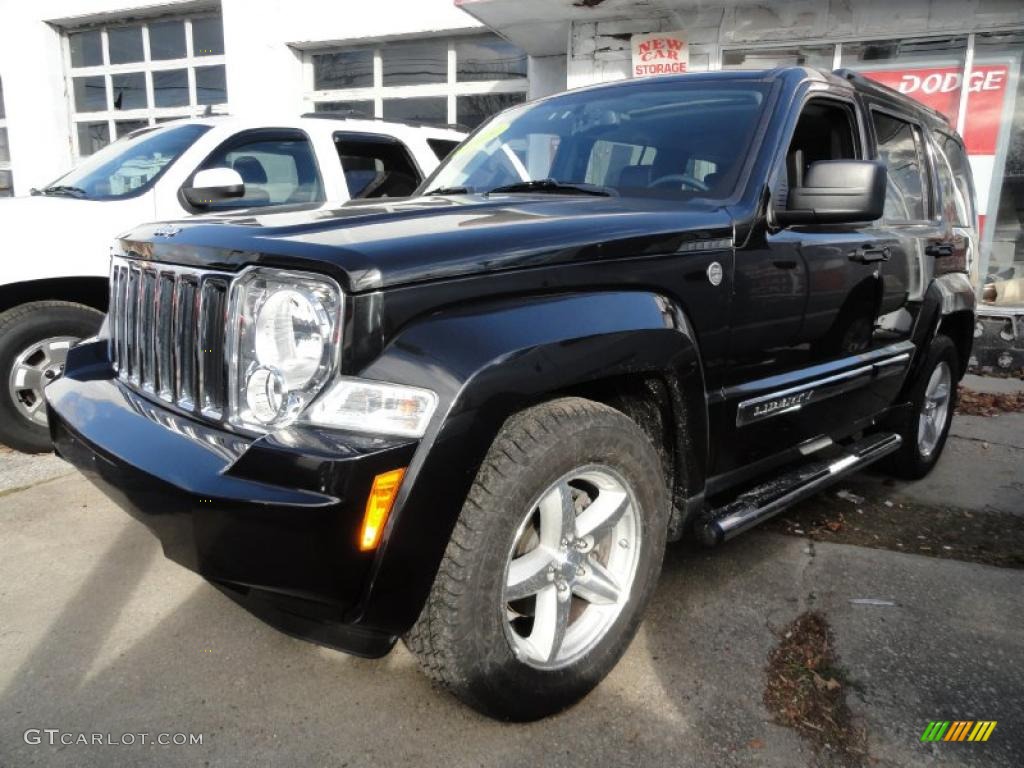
[47,341,416,657]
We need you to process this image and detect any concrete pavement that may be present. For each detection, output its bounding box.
[1,468,1021,767]
[835,412,1024,517]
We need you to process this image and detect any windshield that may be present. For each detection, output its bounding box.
[46,123,209,200]
[424,79,770,200]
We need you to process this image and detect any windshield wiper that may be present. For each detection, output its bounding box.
[425,185,470,196]
[42,185,89,199]
[487,179,616,197]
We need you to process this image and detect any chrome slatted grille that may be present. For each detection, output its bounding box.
[109,257,232,420]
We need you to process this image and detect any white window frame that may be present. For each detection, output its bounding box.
[0,78,11,197]
[63,13,228,158]
[303,34,528,126]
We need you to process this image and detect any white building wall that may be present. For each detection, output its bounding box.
[0,0,484,195]
[221,0,486,118]
[0,0,220,194]
[568,10,722,89]
[527,54,568,100]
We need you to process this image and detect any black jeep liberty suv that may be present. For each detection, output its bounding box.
[47,68,977,721]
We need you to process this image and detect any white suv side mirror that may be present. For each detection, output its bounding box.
[183,167,245,207]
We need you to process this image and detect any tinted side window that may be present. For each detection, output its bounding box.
[938,133,975,227]
[336,134,421,199]
[779,98,859,208]
[931,134,963,226]
[198,133,324,209]
[872,111,929,222]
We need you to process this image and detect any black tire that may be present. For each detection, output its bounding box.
[405,397,670,721]
[882,335,959,480]
[0,301,103,453]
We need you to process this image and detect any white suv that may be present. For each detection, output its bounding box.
[0,114,465,452]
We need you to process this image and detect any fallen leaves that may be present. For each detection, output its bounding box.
[956,386,1024,416]
[768,492,1024,569]
[764,612,866,766]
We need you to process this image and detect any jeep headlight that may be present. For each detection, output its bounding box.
[228,268,342,430]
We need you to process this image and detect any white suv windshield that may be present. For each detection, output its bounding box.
[42,123,209,200]
[425,79,769,200]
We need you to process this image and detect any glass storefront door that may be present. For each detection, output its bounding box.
[969,32,1024,307]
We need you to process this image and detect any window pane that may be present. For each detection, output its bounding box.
[153,69,189,108]
[932,134,966,227]
[73,76,107,112]
[0,169,13,197]
[69,30,103,68]
[116,119,150,139]
[382,97,447,124]
[722,44,834,70]
[313,50,374,90]
[382,40,447,86]
[192,17,225,57]
[337,137,421,198]
[111,73,147,110]
[0,78,6,119]
[195,65,227,105]
[842,37,967,127]
[199,136,324,208]
[77,122,111,156]
[314,100,375,118]
[0,127,10,163]
[457,92,525,129]
[873,112,927,221]
[456,35,527,82]
[108,25,144,65]
[149,20,186,60]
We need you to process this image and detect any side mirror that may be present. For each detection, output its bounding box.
[777,160,886,226]
[182,167,245,207]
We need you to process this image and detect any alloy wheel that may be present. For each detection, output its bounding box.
[917,360,952,458]
[502,465,642,670]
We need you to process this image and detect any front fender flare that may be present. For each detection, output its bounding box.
[349,290,707,634]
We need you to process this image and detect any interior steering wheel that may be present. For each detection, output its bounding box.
[649,174,709,192]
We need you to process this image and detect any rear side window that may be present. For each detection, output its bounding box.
[335,133,421,199]
[872,111,930,222]
[936,133,975,227]
[427,138,460,161]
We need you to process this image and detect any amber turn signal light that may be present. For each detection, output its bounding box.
[359,468,406,551]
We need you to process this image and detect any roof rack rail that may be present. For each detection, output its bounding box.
[301,111,468,132]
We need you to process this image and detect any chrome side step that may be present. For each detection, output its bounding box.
[697,432,902,547]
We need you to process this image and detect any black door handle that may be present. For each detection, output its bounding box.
[772,259,799,270]
[848,245,891,264]
[925,243,955,258]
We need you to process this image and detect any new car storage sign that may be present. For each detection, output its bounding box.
[632,31,689,77]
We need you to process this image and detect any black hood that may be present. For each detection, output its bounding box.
[119,194,735,293]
